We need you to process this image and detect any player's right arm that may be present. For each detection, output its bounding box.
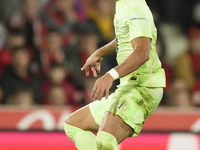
[81,39,117,77]
[95,39,117,57]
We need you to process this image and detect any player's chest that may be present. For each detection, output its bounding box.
[114,14,129,37]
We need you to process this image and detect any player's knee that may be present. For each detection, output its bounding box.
[64,116,81,138]
[64,115,80,128]
[64,115,71,124]
[64,116,87,131]
[96,131,118,150]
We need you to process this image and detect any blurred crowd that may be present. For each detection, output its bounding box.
[0,0,199,108]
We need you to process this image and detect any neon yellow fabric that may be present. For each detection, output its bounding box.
[64,123,97,150]
[89,86,163,136]
[114,0,166,87]
[96,131,118,150]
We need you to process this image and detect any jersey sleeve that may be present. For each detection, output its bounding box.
[126,4,152,41]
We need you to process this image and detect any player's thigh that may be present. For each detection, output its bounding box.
[99,111,134,144]
[65,105,99,131]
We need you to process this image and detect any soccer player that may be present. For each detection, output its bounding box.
[64,0,166,149]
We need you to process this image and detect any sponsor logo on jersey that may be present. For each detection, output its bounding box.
[131,17,146,21]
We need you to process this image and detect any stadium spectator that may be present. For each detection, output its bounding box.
[42,28,66,74]
[173,26,200,106]
[173,27,200,90]
[0,28,26,76]
[40,62,86,105]
[48,0,86,23]
[0,46,41,104]
[8,0,47,49]
[43,27,87,92]
[47,85,68,106]
[8,87,34,108]
[167,78,192,107]
[87,0,115,42]
[45,0,86,47]
[0,28,42,76]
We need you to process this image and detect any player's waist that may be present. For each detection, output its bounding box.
[118,69,166,88]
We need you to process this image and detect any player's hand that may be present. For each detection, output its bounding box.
[91,73,114,100]
[81,53,103,77]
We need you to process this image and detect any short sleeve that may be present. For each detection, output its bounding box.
[126,5,152,41]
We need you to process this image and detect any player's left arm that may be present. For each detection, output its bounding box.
[91,37,150,100]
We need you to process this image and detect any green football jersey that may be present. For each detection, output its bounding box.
[114,0,166,87]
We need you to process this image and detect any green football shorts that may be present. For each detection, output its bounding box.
[89,82,163,137]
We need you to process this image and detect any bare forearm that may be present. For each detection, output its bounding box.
[114,48,149,78]
[95,39,116,57]
[110,37,151,79]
